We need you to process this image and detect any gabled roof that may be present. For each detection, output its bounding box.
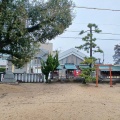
[35,48,49,61]
[59,48,87,60]
[35,48,49,57]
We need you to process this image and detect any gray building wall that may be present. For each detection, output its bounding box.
[40,43,53,54]
[59,54,83,65]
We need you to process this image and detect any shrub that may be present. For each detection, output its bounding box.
[0,68,6,72]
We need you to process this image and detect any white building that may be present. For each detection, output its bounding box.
[0,54,9,69]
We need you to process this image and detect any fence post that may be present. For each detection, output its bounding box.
[95,65,99,87]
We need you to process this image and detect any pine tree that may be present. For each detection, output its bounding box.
[113,44,120,64]
[80,57,96,84]
[76,23,103,68]
[76,23,103,83]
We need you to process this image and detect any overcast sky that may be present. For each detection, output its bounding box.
[50,0,120,64]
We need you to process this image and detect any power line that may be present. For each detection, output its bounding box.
[97,38,120,41]
[72,22,120,26]
[65,30,120,36]
[58,36,120,41]
[100,33,120,36]
[73,6,120,12]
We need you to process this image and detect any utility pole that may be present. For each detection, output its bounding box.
[90,26,93,68]
[103,52,104,64]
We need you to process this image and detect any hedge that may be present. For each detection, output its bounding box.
[0,68,6,72]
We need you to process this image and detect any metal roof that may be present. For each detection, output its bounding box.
[99,65,120,71]
[56,65,63,70]
[64,64,77,70]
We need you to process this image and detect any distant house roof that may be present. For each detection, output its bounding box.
[56,65,63,70]
[58,48,87,61]
[35,48,49,61]
[64,63,77,70]
[99,65,120,71]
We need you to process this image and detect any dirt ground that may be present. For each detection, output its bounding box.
[0,82,120,120]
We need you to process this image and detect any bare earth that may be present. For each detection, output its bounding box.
[0,82,120,120]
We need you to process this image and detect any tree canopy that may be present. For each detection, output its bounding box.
[0,0,73,67]
[113,44,120,64]
[76,23,103,55]
[80,57,96,84]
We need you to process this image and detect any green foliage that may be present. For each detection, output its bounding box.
[41,52,59,83]
[0,0,73,67]
[0,68,6,72]
[76,23,103,54]
[53,52,59,69]
[80,57,96,83]
[80,68,96,82]
[81,57,97,65]
[11,41,40,68]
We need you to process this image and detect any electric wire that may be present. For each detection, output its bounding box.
[58,36,120,41]
[65,30,120,36]
[73,6,120,12]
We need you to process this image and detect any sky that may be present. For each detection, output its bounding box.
[49,0,120,64]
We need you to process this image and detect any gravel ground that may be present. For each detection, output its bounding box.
[0,82,120,120]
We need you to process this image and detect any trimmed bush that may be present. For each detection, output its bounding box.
[0,68,6,72]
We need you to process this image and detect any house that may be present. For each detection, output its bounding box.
[30,48,49,73]
[99,65,120,79]
[13,47,87,77]
[58,48,87,78]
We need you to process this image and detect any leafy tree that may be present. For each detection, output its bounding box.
[11,41,40,68]
[113,44,120,64]
[76,23,103,68]
[0,0,73,68]
[80,57,96,84]
[53,52,59,70]
[41,52,59,83]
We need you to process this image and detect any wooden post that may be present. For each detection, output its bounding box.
[96,65,98,87]
[109,66,113,87]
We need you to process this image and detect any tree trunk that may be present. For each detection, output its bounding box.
[82,78,86,84]
[45,74,48,83]
[90,27,93,68]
